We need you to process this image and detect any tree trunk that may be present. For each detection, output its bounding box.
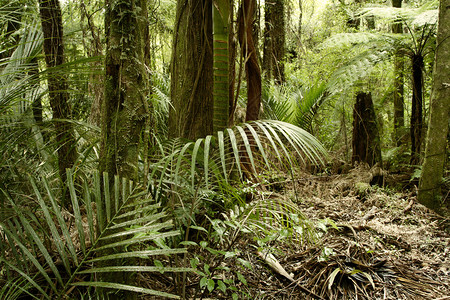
[39,0,77,205]
[213,0,230,133]
[238,0,262,121]
[80,0,104,127]
[263,0,285,84]
[410,54,424,165]
[99,0,149,298]
[262,1,272,81]
[352,92,382,168]
[169,0,214,139]
[100,0,149,181]
[418,0,450,214]
[228,0,237,126]
[392,0,405,146]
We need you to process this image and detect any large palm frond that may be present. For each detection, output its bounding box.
[148,120,328,216]
[0,170,190,299]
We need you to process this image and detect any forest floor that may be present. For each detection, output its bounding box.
[155,164,450,300]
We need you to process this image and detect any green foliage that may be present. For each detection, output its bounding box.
[0,170,189,299]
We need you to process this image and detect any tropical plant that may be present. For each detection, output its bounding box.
[0,170,190,299]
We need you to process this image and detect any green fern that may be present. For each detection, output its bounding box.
[0,170,190,299]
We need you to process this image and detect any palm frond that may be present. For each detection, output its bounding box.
[0,170,190,299]
[148,120,328,215]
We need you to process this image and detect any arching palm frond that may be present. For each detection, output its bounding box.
[0,170,189,299]
[149,120,328,210]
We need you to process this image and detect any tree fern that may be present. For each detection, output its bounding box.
[0,170,190,299]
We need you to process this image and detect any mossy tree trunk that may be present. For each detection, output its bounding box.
[352,92,382,168]
[39,0,77,206]
[238,0,262,121]
[100,0,149,182]
[410,54,424,165]
[169,0,214,139]
[99,1,149,297]
[392,0,405,146]
[418,0,450,214]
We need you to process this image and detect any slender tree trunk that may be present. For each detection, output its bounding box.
[410,54,424,165]
[263,0,285,84]
[418,0,450,214]
[39,0,77,205]
[352,92,382,168]
[80,0,104,127]
[297,0,303,54]
[262,2,272,81]
[229,0,237,126]
[392,0,405,146]
[238,0,262,121]
[169,0,214,139]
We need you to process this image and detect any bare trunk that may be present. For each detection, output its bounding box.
[39,0,77,206]
[410,54,424,165]
[418,0,450,214]
[238,0,262,122]
[169,0,213,139]
[392,0,404,146]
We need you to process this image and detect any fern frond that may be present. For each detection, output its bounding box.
[326,49,391,95]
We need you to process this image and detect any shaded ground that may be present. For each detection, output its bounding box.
[146,165,450,299]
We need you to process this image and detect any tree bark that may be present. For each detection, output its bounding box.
[352,92,382,168]
[169,0,214,139]
[100,0,149,182]
[238,0,262,121]
[213,0,230,132]
[410,54,424,165]
[80,0,104,127]
[392,0,405,146]
[99,1,149,298]
[39,0,77,205]
[263,0,285,84]
[418,0,450,214]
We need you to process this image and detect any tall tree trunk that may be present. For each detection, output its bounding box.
[418,0,450,214]
[80,0,104,127]
[263,0,285,84]
[410,54,424,165]
[238,0,262,121]
[100,0,149,181]
[297,0,303,54]
[213,0,230,132]
[169,0,214,139]
[262,1,272,81]
[39,0,77,205]
[99,1,149,298]
[228,0,237,126]
[392,0,404,146]
[352,92,382,168]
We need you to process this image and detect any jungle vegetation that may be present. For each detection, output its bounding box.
[0,0,448,298]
